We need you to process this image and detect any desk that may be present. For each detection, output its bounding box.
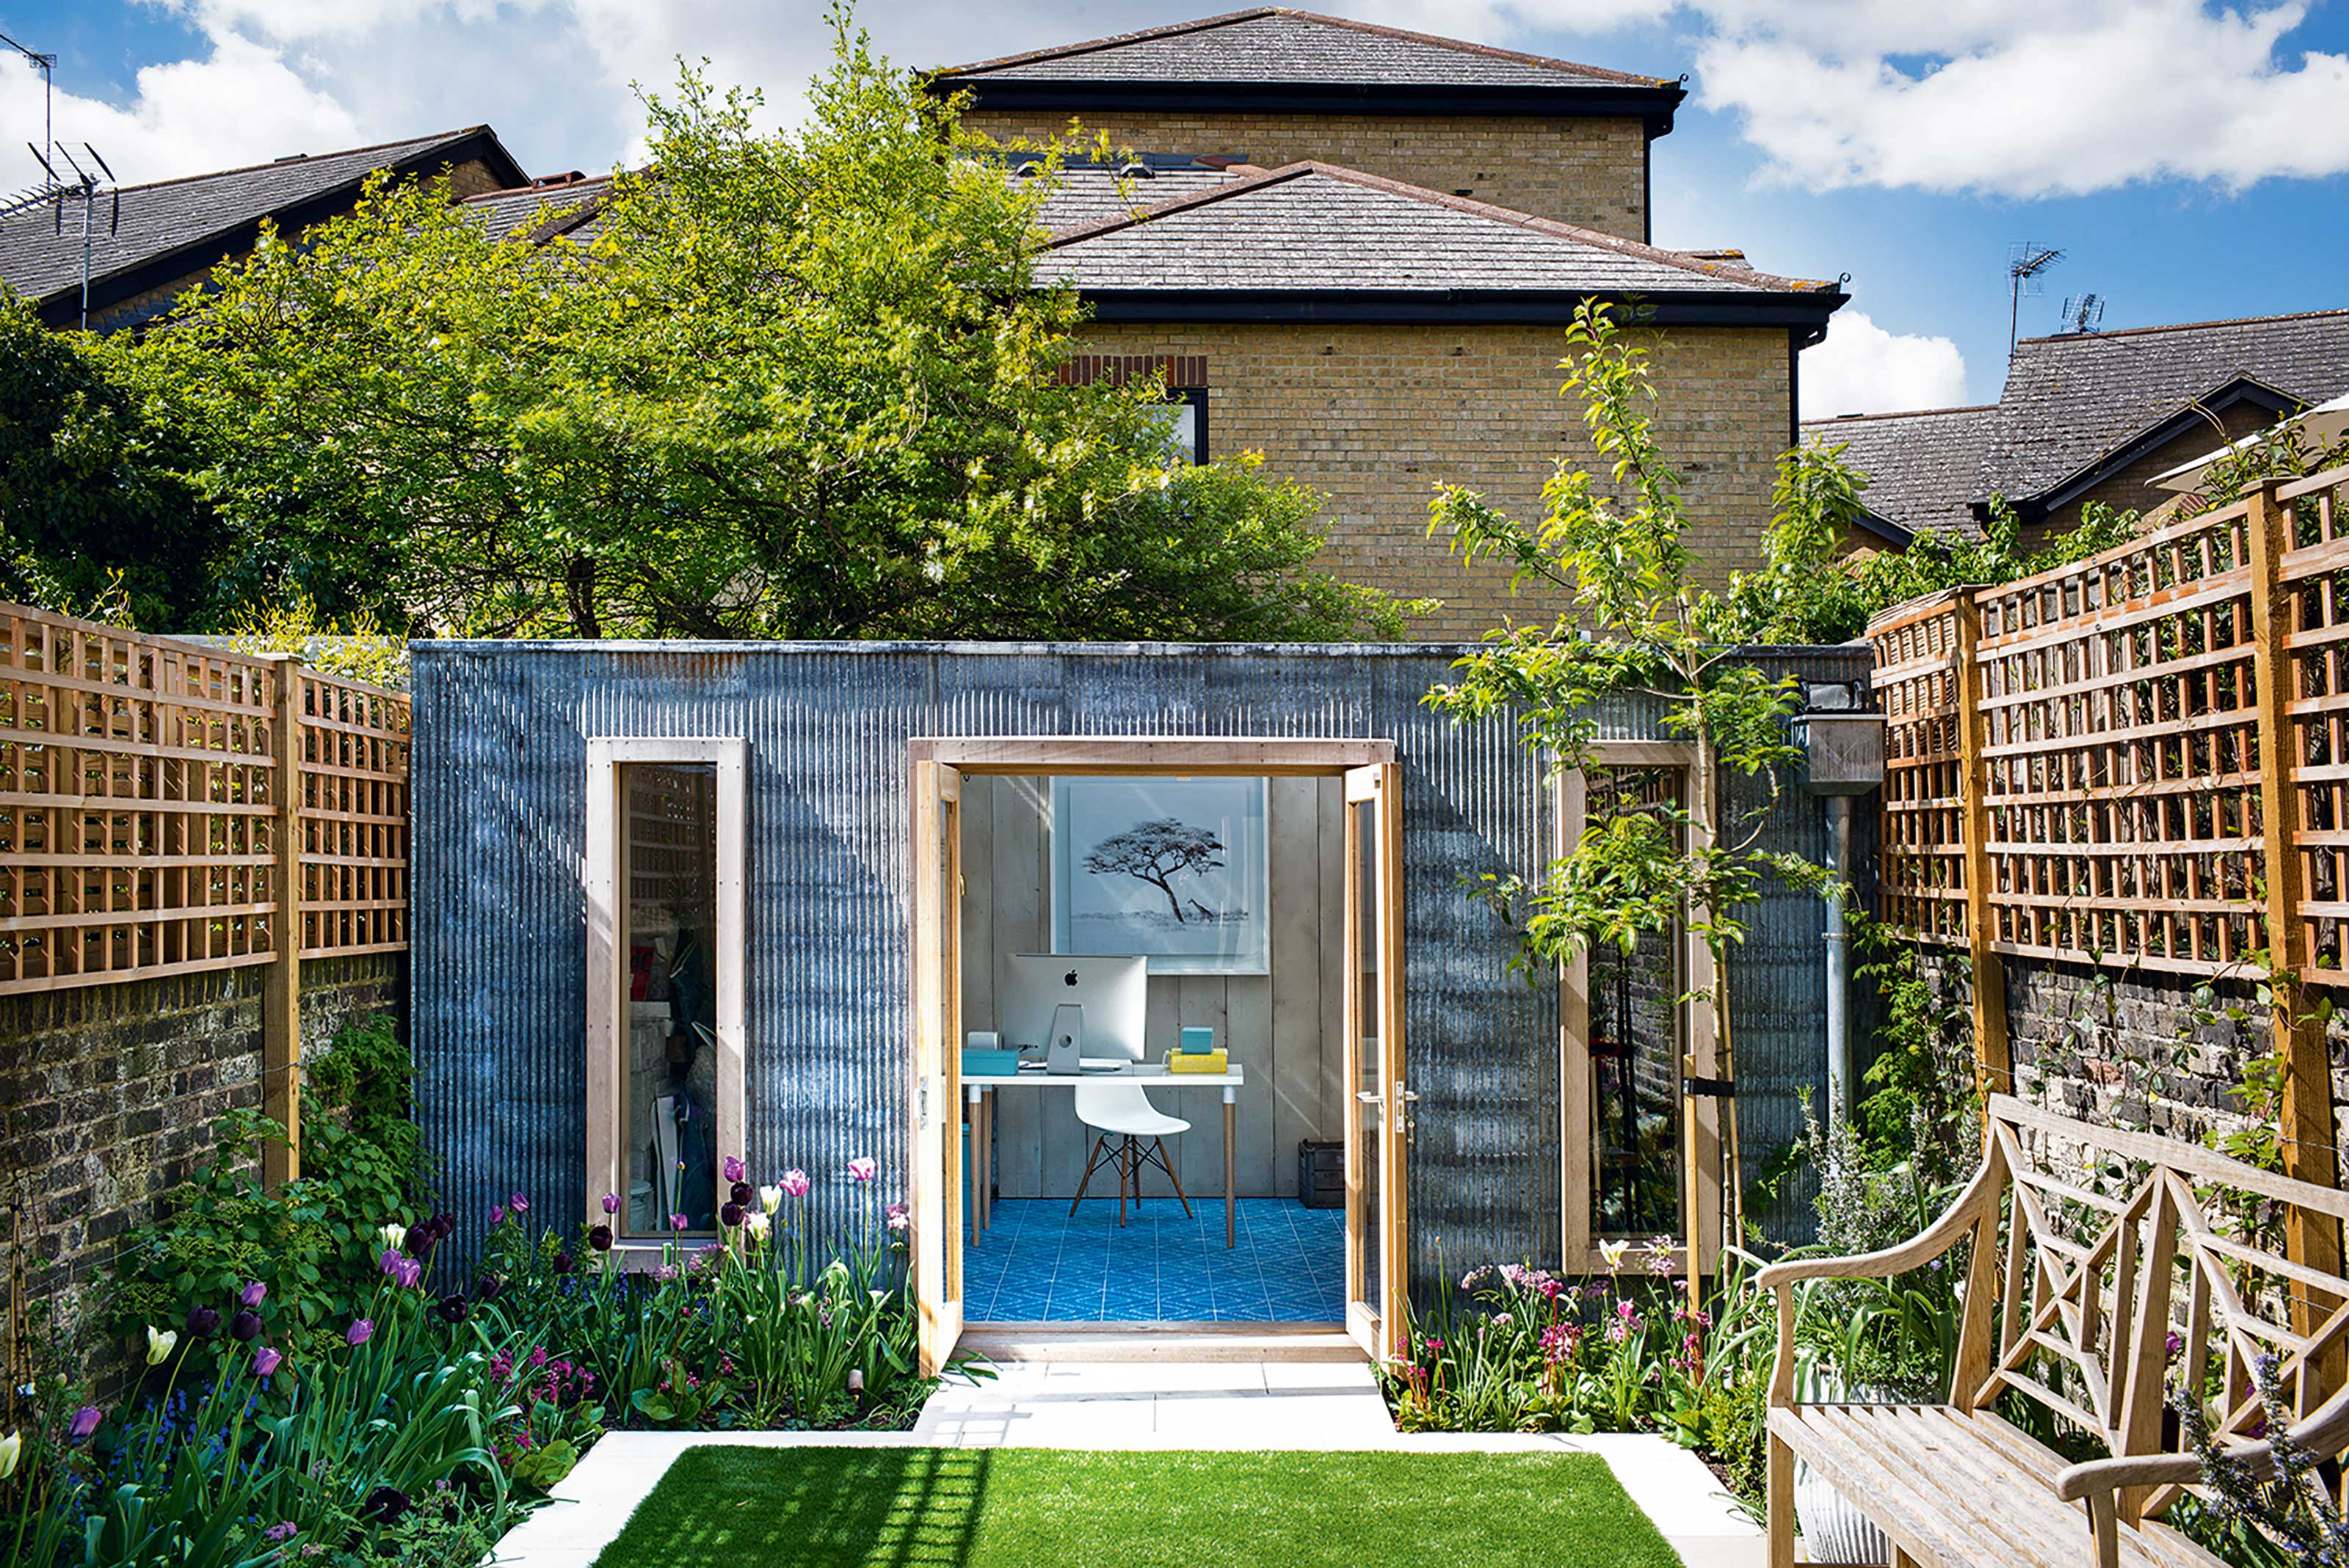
[963,1064,1246,1247]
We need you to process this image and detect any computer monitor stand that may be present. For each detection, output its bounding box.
[1046,1003,1084,1075]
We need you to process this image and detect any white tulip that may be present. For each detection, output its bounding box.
[745,1211,771,1242]
[145,1326,178,1366]
[377,1222,407,1253]
[758,1184,783,1215]
[0,1431,21,1481]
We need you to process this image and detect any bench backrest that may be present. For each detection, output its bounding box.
[1959,1095,2349,1518]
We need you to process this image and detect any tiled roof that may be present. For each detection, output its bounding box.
[934,8,1668,90]
[0,128,523,317]
[1038,161,1837,297]
[999,154,1248,231]
[460,175,616,247]
[1804,406,1998,541]
[1979,309,2349,505]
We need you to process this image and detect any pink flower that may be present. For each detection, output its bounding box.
[509,1192,530,1215]
[848,1156,876,1183]
[669,1213,689,1232]
[239,1280,267,1309]
[781,1169,810,1198]
[885,1201,910,1233]
[602,1191,620,1215]
[264,1522,297,1542]
[723,1155,747,1184]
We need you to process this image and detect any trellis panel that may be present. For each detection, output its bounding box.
[1869,590,1967,942]
[296,666,411,958]
[2278,462,2349,984]
[0,603,411,995]
[1972,501,2266,975]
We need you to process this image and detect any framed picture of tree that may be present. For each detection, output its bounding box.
[1050,776,1271,975]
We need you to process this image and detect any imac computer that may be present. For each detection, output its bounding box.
[1000,954,1148,1064]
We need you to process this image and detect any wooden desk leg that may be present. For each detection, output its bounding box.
[1224,1089,1237,1249]
[965,1085,986,1241]
[979,1089,991,1233]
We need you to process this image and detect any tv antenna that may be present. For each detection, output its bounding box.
[2007,241,2063,352]
[2058,293,2105,335]
[0,32,120,330]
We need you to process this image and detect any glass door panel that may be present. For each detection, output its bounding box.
[911,760,964,1374]
[1343,762,1405,1356]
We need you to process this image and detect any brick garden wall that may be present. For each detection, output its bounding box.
[964,109,1652,239]
[0,955,401,1388]
[1920,951,2349,1172]
[1075,319,1796,640]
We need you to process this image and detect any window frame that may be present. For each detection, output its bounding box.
[1166,385,1209,464]
[584,736,747,1265]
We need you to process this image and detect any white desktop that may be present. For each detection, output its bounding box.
[1000,954,1148,1066]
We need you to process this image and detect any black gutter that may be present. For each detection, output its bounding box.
[1075,286,1848,330]
[36,127,529,330]
[945,79,1685,139]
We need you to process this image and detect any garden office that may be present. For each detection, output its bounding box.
[404,637,1873,1368]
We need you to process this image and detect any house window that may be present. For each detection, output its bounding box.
[1155,388,1209,464]
[585,738,747,1255]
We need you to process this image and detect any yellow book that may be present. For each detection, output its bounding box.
[1167,1048,1229,1074]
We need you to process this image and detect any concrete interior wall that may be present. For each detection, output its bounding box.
[956,773,1346,1199]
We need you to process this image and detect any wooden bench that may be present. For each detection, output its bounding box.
[1757,1093,2349,1568]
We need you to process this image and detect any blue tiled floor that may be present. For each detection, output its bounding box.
[964,1197,1344,1323]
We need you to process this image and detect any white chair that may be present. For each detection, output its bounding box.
[1070,1079,1192,1226]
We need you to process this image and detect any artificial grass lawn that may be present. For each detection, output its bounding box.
[590,1445,1683,1568]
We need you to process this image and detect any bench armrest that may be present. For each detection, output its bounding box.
[1755,1158,1998,1292]
[2055,1382,2349,1503]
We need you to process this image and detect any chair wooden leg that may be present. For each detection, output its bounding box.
[1766,1433,1794,1568]
[1071,1136,1107,1216]
[1118,1138,1129,1227]
[1155,1138,1194,1218]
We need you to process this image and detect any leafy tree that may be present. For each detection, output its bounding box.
[1083,819,1228,923]
[130,15,1409,642]
[0,295,223,628]
[1425,301,1820,1279]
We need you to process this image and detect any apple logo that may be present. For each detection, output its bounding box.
[1064,969,1079,987]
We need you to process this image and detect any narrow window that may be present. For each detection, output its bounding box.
[1154,387,1209,464]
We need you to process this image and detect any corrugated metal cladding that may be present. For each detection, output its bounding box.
[410,641,1873,1285]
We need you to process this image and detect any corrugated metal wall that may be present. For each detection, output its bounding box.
[410,641,1873,1285]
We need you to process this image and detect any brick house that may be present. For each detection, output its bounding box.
[932,8,1851,637]
[1807,308,2349,543]
[0,127,526,333]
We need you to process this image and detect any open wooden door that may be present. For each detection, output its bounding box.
[910,758,965,1376]
[1342,761,1407,1356]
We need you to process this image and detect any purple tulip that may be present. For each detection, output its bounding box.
[730,1180,752,1207]
[669,1213,689,1232]
[553,1249,576,1276]
[186,1306,221,1337]
[475,1274,504,1303]
[601,1191,620,1215]
[68,1406,101,1442]
[239,1280,267,1309]
[346,1318,374,1348]
[361,1486,412,1525]
[489,1206,507,1226]
[393,1257,424,1290]
[380,1249,404,1277]
[230,1309,262,1343]
[722,1155,747,1185]
[589,1224,613,1252]
[509,1191,529,1215]
[253,1346,283,1379]
[719,1202,744,1228]
[848,1156,876,1183]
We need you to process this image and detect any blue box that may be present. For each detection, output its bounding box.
[962,1048,1024,1078]
[1180,1026,1216,1054]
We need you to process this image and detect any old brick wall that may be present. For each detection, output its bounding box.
[1919,951,2349,1175]
[965,109,1651,238]
[1076,319,1794,639]
[0,955,401,1384]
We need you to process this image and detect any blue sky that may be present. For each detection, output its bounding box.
[5,0,2346,415]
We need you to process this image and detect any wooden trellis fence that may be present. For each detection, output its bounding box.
[1868,465,2349,1281]
[0,603,409,1183]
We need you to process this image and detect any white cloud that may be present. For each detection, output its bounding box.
[1799,311,1970,418]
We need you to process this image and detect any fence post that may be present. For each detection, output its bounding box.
[1953,593,2013,1100]
[262,655,305,1190]
[2243,477,2343,1293]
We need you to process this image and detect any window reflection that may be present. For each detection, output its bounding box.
[622,761,719,1238]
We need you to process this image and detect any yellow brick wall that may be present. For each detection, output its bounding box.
[2027,403,2280,542]
[965,109,1649,239]
[1077,321,1792,640]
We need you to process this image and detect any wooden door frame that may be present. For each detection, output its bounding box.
[583,736,747,1263]
[904,735,1398,1358]
[1556,739,1718,1279]
[910,757,967,1375]
[1341,760,1408,1354]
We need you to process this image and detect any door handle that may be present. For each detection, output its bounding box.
[1355,1091,1382,1104]
[1394,1082,1420,1104]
